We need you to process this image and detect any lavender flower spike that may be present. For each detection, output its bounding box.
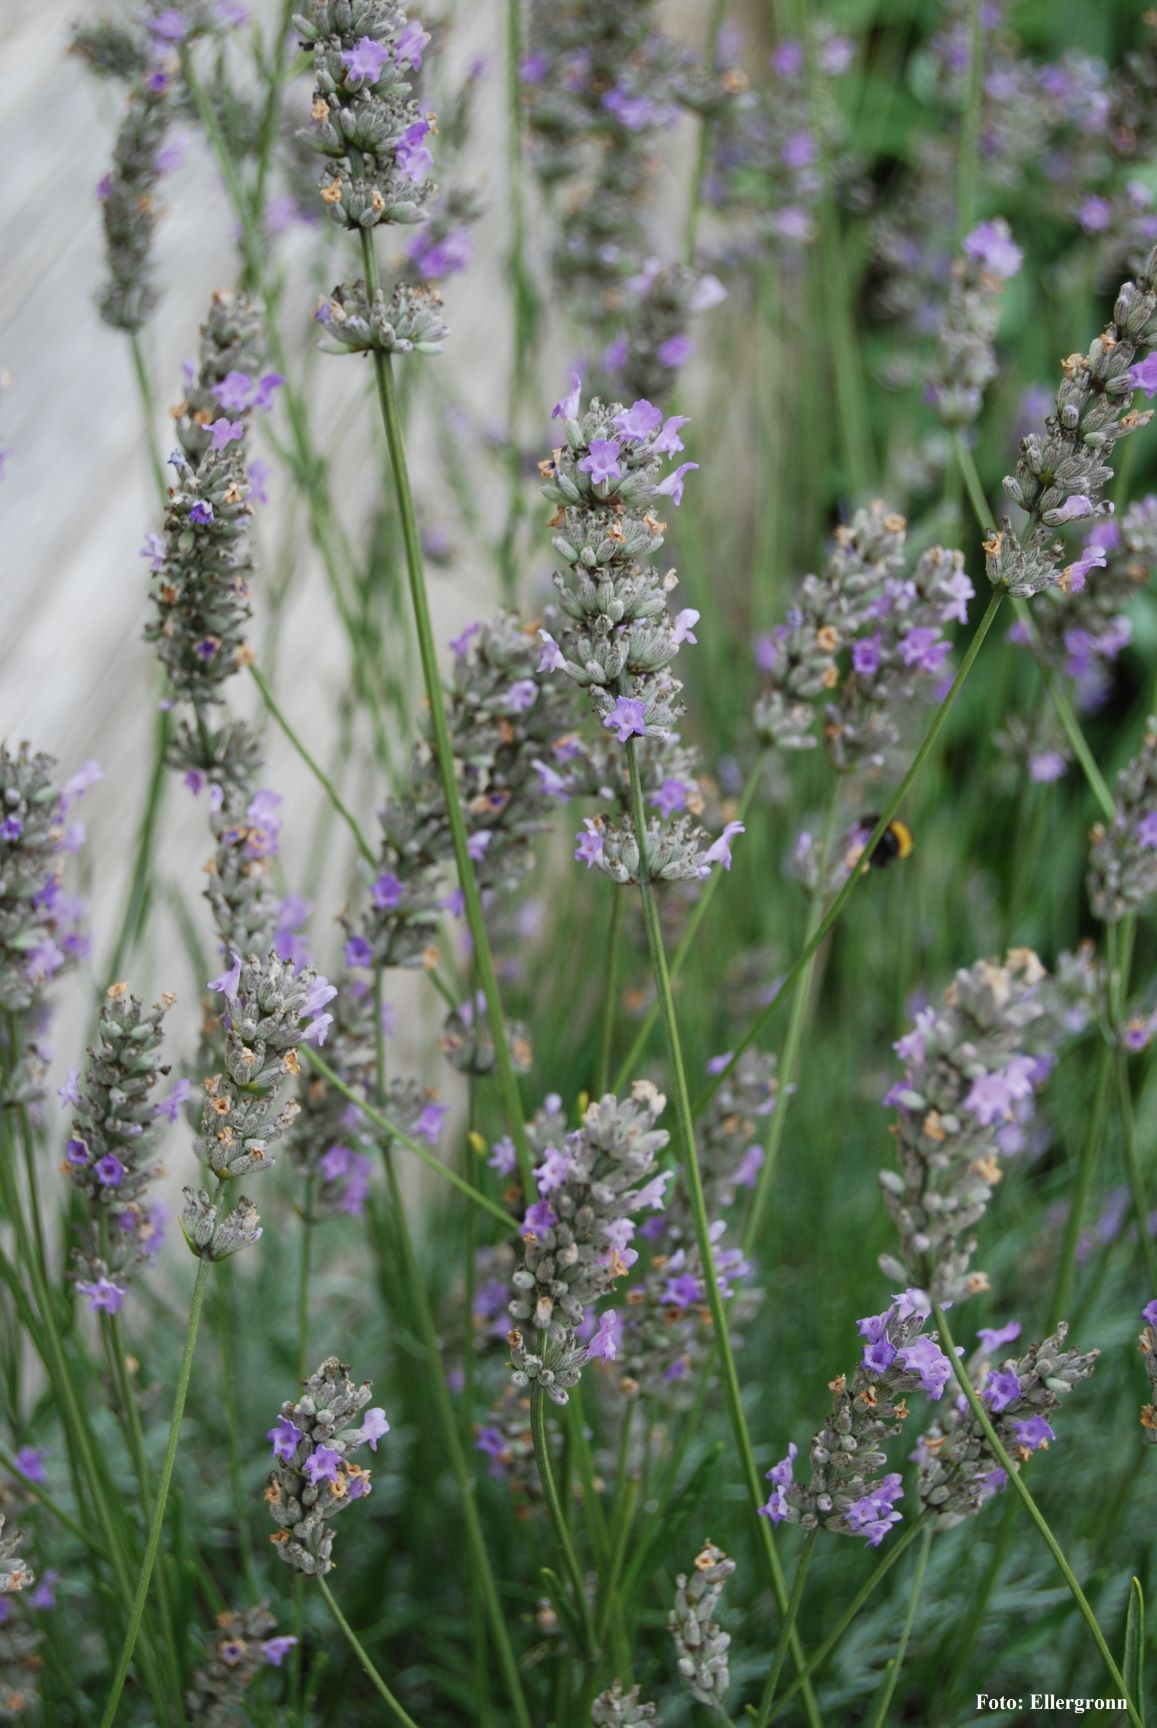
[669,1542,735,1711]
[508,1083,670,1404]
[991,244,1157,597]
[265,1357,385,1574]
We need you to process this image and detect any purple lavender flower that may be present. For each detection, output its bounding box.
[603,697,647,743]
[895,1335,952,1399]
[579,439,624,485]
[613,400,663,440]
[262,1637,299,1667]
[303,1445,342,1486]
[653,461,698,506]
[94,1154,126,1188]
[977,1321,1021,1352]
[76,1276,126,1313]
[962,220,1023,279]
[552,372,583,421]
[981,1367,1021,1412]
[396,119,434,179]
[207,951,242,1004]
[268,1415,303,1462]
[341,36,390,83]
[587,1310,619,1360]
[12,1448,46,1484]
[702,821,745,871]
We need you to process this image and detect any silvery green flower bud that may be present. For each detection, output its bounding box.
[344,611,592,975]
[881,950,1085,1305]
[524,0,690,350]
[167,719,264,800]
[181,1187,263,1260]
[579,813,725,886]
[296,1,437,232]
[440,996,532,1077]
[669,1542,735,1711]
[70,18,150,80]
[507,1083,671,1404]
[999,244,1157,594]
[754,504,973,772]
[1088,719,1157,923]
[196,952,337,1179]
[0,744,93,1021]
[0,1517,34,1596]
[66,984,174,1295]
[1137,1303,1157,1443]
[94,73,173,330]
[316,279,449,354]
[932,223,1021,428]
[204,788,282,962]
[265,1356,388,1575]
[185,1601,294,1725]
[916,1325,1098,1529]
[1014,494,1157,700]
[592,1682,658,1725]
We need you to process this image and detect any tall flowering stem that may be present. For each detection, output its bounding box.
[931,1303,1143,1728]
[698,590,1006,1111]
[358,235,536,1193]
[316,1577,422,1728]
[622,740,822,1728]
[98,1252,213,1728]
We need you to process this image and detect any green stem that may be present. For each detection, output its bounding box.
[0,1117,172,1711]
[931,1302,1143,1728]
[943,1494,1018,1699]
[699,592,1006,1112]
[865,1526,933,1728]
[102,703,172,985]
[99,1256,212,1728]
[1050,921,1127,1332]
[744,785,840,1252]
[684,0,728,263]
[1116,1049,1157,1294]
[767,1516,929,1722]
[302,1048,512,1227]
[498,0,534,603]
[595,890,626,1097]
[531,1385,597,1661]
[756,1529,817,1726]
[612,760,763,1095]
[954,0,982,241]
[128,329,168,504]
[214,1261,259,1595]
[623,740,822,1728]
[250,0,298,234]
[250,664,377,865]
[952,432,1115,820]
[378,1150,533,1728]
[358,229,536,1196]
[316,1576,423,1728]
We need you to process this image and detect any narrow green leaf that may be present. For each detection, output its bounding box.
[1124,1577,1145,1727]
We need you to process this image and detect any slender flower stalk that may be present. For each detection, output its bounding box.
[863,1527,934,1728]
[317,1577,423,1728]
[624,741,822,1728]
[98,1253,212,1728]
[931,1303,1142,1728]
[359,281,536,1191]
[698,590,1006,1110]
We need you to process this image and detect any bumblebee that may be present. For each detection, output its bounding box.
[848,813,913,871]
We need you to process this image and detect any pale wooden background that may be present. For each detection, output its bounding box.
[0,0,703,1227]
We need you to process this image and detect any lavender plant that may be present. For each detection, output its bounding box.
[8,1,1157,1722]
